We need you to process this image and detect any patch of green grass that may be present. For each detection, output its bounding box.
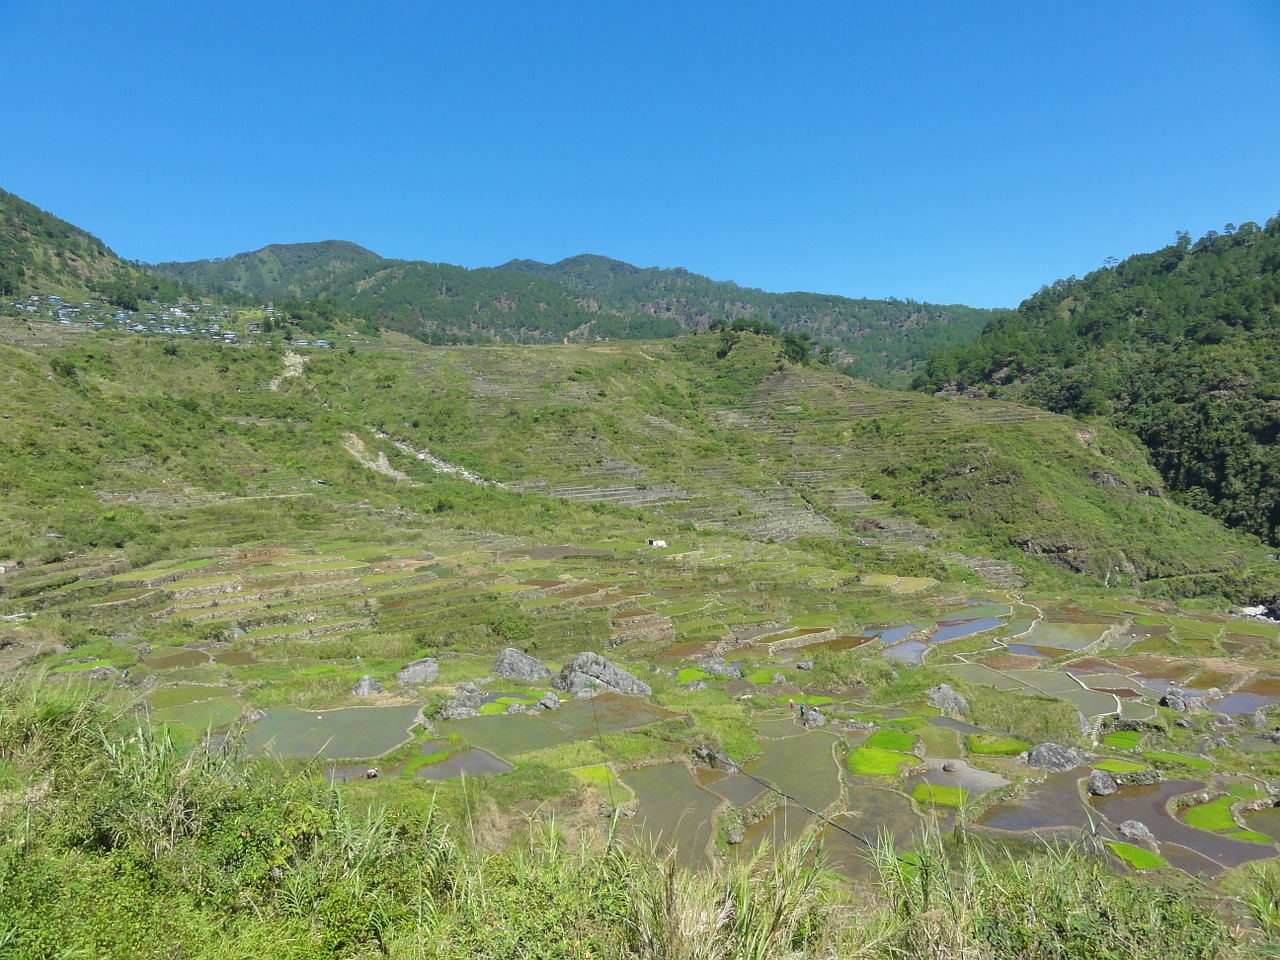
[881,715,928,733]
[1225,782,1268,801]
[569,764,615,787]
[1181,796,1238,833]
[865,730,916,752]
[1103,730,1142,750]
[514,741,608,770]
[1143,751,1213,772]
[1092,758,1147,774]
[676,667,711,685]
[911,782,969,808]
[846,746,916,777]
[965,734,1029,757]
[1108,842,1167,870]
[744,667,783,684]
[477,695,539,716]
[1225,830,1273,845]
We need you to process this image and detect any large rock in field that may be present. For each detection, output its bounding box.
[1161,688,1189,712]
[802,708,827,729]
[397,657,439,685]
[552,652,653,697]
[1087,769,1118,796]
[493,647,551,682]
[1118,820,1153,842]
[437,681,484,720]
[537,692,561,711]
[926,683,968,717]
[351,675,383,697]
[1026,742,1089,772]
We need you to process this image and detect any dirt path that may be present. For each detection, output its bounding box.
[341,433,415,482]
[269,351,306,391]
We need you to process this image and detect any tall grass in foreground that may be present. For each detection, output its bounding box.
[0,680,1257,959]
[867,827,1229,959]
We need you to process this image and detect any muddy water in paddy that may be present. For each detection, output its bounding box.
[244,704,420,760]
[416,748,515,779]
[746,731,841,812]
[442,714,570,756]
[1089,780,1275,873]
[1244,806,1280,843]
[931,617,1005,643]
[619,763,719,869]
[212,650,257,666]
[548,693,677,738]
[144,648,213,669]
[977,772,1089,835]
[694,768,769,807]
[910,758,1009,796]
[734,804,812,857]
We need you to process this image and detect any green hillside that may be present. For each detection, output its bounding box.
[0,318,1268,599]
[500,253,1003,385]
[0,188,186,307]
[914,217,1280,544]
[152,244,998,383]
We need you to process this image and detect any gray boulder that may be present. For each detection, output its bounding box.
[795,660,815,670]
[1027,742,1089,772]
[537,692,561,711]
[844,718,876,732]
[803,708,827,729]
[700,658,742,679]
[1118,819,1153,842]
[1087,769,1118,796]
[1161,688,1189,712]
[942,761,958,773]
[437,681,484,719]
[493,647,550,682]
[552,652,653,697]
[1254,710,1269,730]
[682,679,709,691]
[452,681,485,709]
[770,672,787,684]
[397,657,439,685]
[438,703,479,720]
[725,822,745,845]
[926,683,969,717]
[351,675,383,697]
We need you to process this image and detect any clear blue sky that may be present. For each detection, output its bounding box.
[3,1,1277,307]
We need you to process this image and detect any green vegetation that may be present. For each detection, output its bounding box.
[965,733,1029,756]
[847,745,916,777]
[1181,796,1240,833]
[910,782,968,808]
[1092,758,1147,774]
[916,218,1280,549]
[865,729,917,752]
[1107,842,1169,870]
[1103,730,1142,750]
[1144,751,1215,772]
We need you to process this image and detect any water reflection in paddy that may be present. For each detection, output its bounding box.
[883,640,931,665]
[694,768,768,807]
[1089,779,1274,873]
[932,617,1005,643]
[977,771,1089,835]
[144,648,212,669]
[735,804,811,857]
[1244,806,1280,843]
[245,704,420,759]
[746,732,841,813]
[619,762,718,869]
[442,714,570,756]
[416,748,514,779]
[549,693,677,738]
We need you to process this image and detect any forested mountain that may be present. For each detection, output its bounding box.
[915,216,1280,544]
[153,243,686,345]
[0,189,185,307]
[498,254,1001,385]
[154,243,999,383]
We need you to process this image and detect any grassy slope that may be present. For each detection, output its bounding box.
[0,321,1267,598]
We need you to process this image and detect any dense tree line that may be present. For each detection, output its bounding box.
[915,216,1280,543]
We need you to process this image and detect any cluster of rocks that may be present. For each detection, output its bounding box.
[1026,742,1090,772]
[493,647,551,682]
[552,652,652,697]
[926,683,968,718]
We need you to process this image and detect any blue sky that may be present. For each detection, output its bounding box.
[3,1,1277,307]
